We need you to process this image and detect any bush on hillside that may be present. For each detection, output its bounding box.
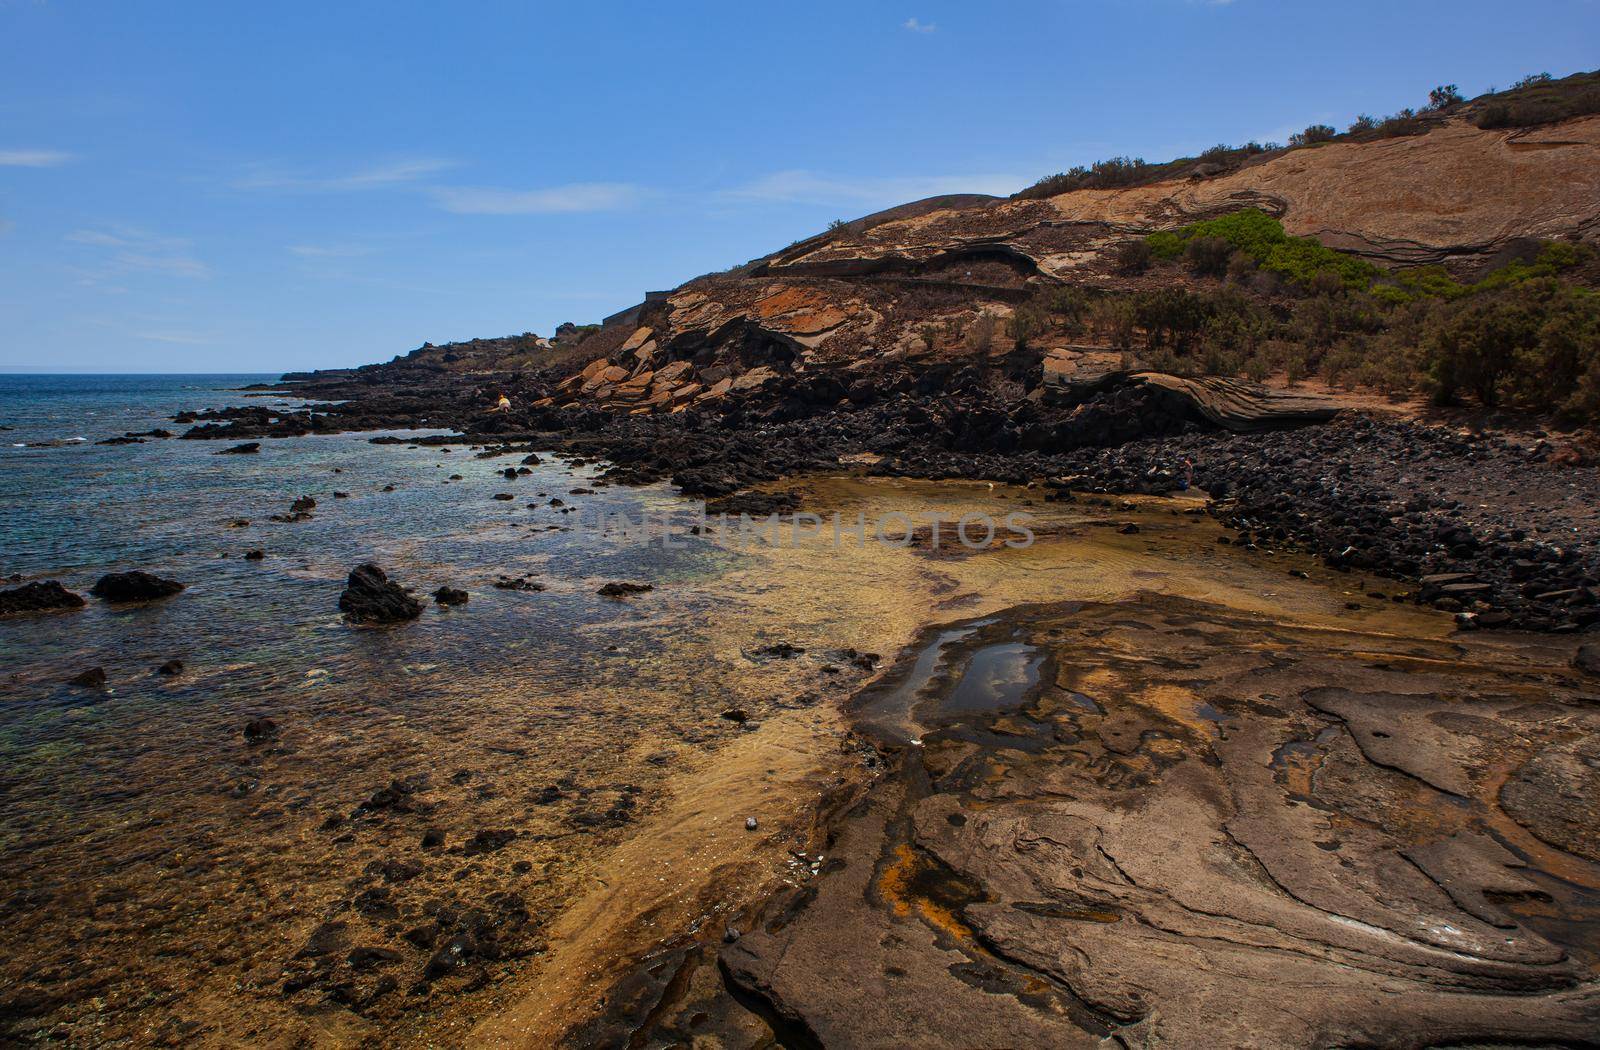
[1185,236,1232,277]
[1288,124,1337,147]
[1115,239,1154,274]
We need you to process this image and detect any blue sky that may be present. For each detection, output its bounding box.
[1,1,1596,373]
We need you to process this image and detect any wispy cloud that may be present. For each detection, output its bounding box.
[234,157,455,192]
[0,148,73,167]
[723,169,1021,207]
[287,242,374,258]
[432,182,643,215]
[65,225,210,281]
[902,17,937,32]
[132,328,214,345]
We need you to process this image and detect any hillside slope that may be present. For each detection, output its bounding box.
[545,109,1600,416]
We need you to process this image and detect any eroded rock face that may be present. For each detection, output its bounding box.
[691,597,1600,1048]
[338,564,422,625]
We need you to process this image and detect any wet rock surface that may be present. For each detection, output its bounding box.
[89,571,186,603]
[0,580,86,618]
[624,596,1600,1047]
[338,564,422,625]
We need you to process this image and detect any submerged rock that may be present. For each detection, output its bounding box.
[217,442,261,455]
[243,717,279,744]
[432,586,469,606]
[90,571,185,603]
[339,564,422,625]
[0,580,86,618]
[598,581,653,598]
[68,667,107,689]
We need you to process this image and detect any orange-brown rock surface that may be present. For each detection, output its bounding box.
[549,113,1600,417]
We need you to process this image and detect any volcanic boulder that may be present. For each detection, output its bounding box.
[90,571,186,603]
[339,564,423,625]
[0,580,86,618]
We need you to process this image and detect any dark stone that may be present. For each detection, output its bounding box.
[90,571,185,603]
[598,581,653,598]
[217,442,261,454]
[244,550,265,561]
[422,934,475,980]
[1574,643,1600,677]
[347,946,403,970]
[720,708,750,724]
[421,828,446,849]
[243,717,279,744]
[751,642,805,660]
[339,564,422,625]
[493,575,545,592]
[0,580,86,618]
[68,667,107,689]
[156,659,184,676]
[432,586,469,606]
[462,829,516,854]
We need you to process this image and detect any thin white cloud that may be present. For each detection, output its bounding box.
[235,157,456,192]
[432,182,643,215]
[288,243,374,258]
[65,225,210,280]
[723,169,1022,207]
[902,17,937,32]
[133,329,213,345]
[0,149,72,167]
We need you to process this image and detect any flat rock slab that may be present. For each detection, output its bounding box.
[629,595,1600,1047]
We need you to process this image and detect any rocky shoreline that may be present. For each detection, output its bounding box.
[164,364,1600,636]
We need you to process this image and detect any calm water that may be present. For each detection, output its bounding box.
[0,374,768,1045]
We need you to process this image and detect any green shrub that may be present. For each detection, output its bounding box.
[1145,231,1184,261]
[1185,236,1232,277]
[1427,84,1463,110]
[1133,288,1213,351]
[1289,124,1337,147]
[1116,239,1155,274]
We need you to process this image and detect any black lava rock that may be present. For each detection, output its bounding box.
[432,586,469,606]
[90,571,185,603]
[597,581,653,598]
[0,580,86,618]
[339,564,422,625]
[68,667,107,689]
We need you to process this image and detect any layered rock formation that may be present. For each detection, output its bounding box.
[630,595,1600,1047]
[541,112,1600,418]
